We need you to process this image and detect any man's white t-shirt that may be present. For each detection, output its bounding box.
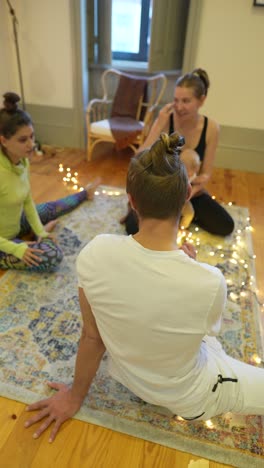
[76,234,227,417]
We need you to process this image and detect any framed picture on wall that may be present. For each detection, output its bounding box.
[253,0,264,6]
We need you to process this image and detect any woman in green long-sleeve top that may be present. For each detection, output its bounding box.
[0,92,99,272]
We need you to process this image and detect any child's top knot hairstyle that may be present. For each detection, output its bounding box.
[0,92,32,139]
[126,132,189,221]
[175,68,210,98]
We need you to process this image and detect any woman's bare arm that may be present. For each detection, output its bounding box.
[191,119,220,196]
[137,102,174,152]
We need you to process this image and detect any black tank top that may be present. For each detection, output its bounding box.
[169,114,208,162]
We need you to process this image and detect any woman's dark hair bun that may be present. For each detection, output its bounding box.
[3,92,21,112]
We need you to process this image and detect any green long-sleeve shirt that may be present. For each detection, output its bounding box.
[0,150,48,259]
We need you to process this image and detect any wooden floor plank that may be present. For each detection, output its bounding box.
[0,397,25,451]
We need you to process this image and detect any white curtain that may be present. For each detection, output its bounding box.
[148,0,190,72]
[88,0,112,65]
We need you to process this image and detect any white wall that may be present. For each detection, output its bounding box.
[0,0,74,108]
[194,0,264,130]
[0,5,18,94]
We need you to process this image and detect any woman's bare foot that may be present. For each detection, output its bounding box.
[44,219,59,232]
[85,177,102,200]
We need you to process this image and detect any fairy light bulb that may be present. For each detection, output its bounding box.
[230,258,237,265]
[253,355,262,365]
[230,292,238,301]
[205,420,214,428]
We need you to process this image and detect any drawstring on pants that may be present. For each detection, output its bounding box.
[212,374,238,393]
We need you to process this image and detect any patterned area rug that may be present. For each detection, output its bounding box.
[0,187,263,468]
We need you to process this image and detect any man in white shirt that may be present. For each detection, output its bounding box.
[24,132,264,442]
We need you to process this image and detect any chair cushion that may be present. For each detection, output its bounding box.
[91,119,144,137]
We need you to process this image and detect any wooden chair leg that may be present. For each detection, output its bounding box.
[87,136,93,162]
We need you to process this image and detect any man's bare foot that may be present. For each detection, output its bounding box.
[85,177,102,200]
[44,220,59,232]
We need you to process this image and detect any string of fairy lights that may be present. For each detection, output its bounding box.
[58,164,84,192]
[178,204,264,428]
[58,163,263,431]
[177,210,263,429]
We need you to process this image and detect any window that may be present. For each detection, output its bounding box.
[89,0,190,71]
[111,0,152,62]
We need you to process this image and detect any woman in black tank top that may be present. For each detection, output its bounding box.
[121,69,234,237]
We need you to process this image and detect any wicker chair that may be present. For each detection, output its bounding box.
[86,68,167,161]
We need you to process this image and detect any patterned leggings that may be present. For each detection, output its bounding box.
[0,191,87,272]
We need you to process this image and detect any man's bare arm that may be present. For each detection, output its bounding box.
[24,287,105,442]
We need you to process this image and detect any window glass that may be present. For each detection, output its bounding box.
[112,0,142,54]
[112,0,152,62]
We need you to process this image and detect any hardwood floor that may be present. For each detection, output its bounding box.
[1,144,264,468]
